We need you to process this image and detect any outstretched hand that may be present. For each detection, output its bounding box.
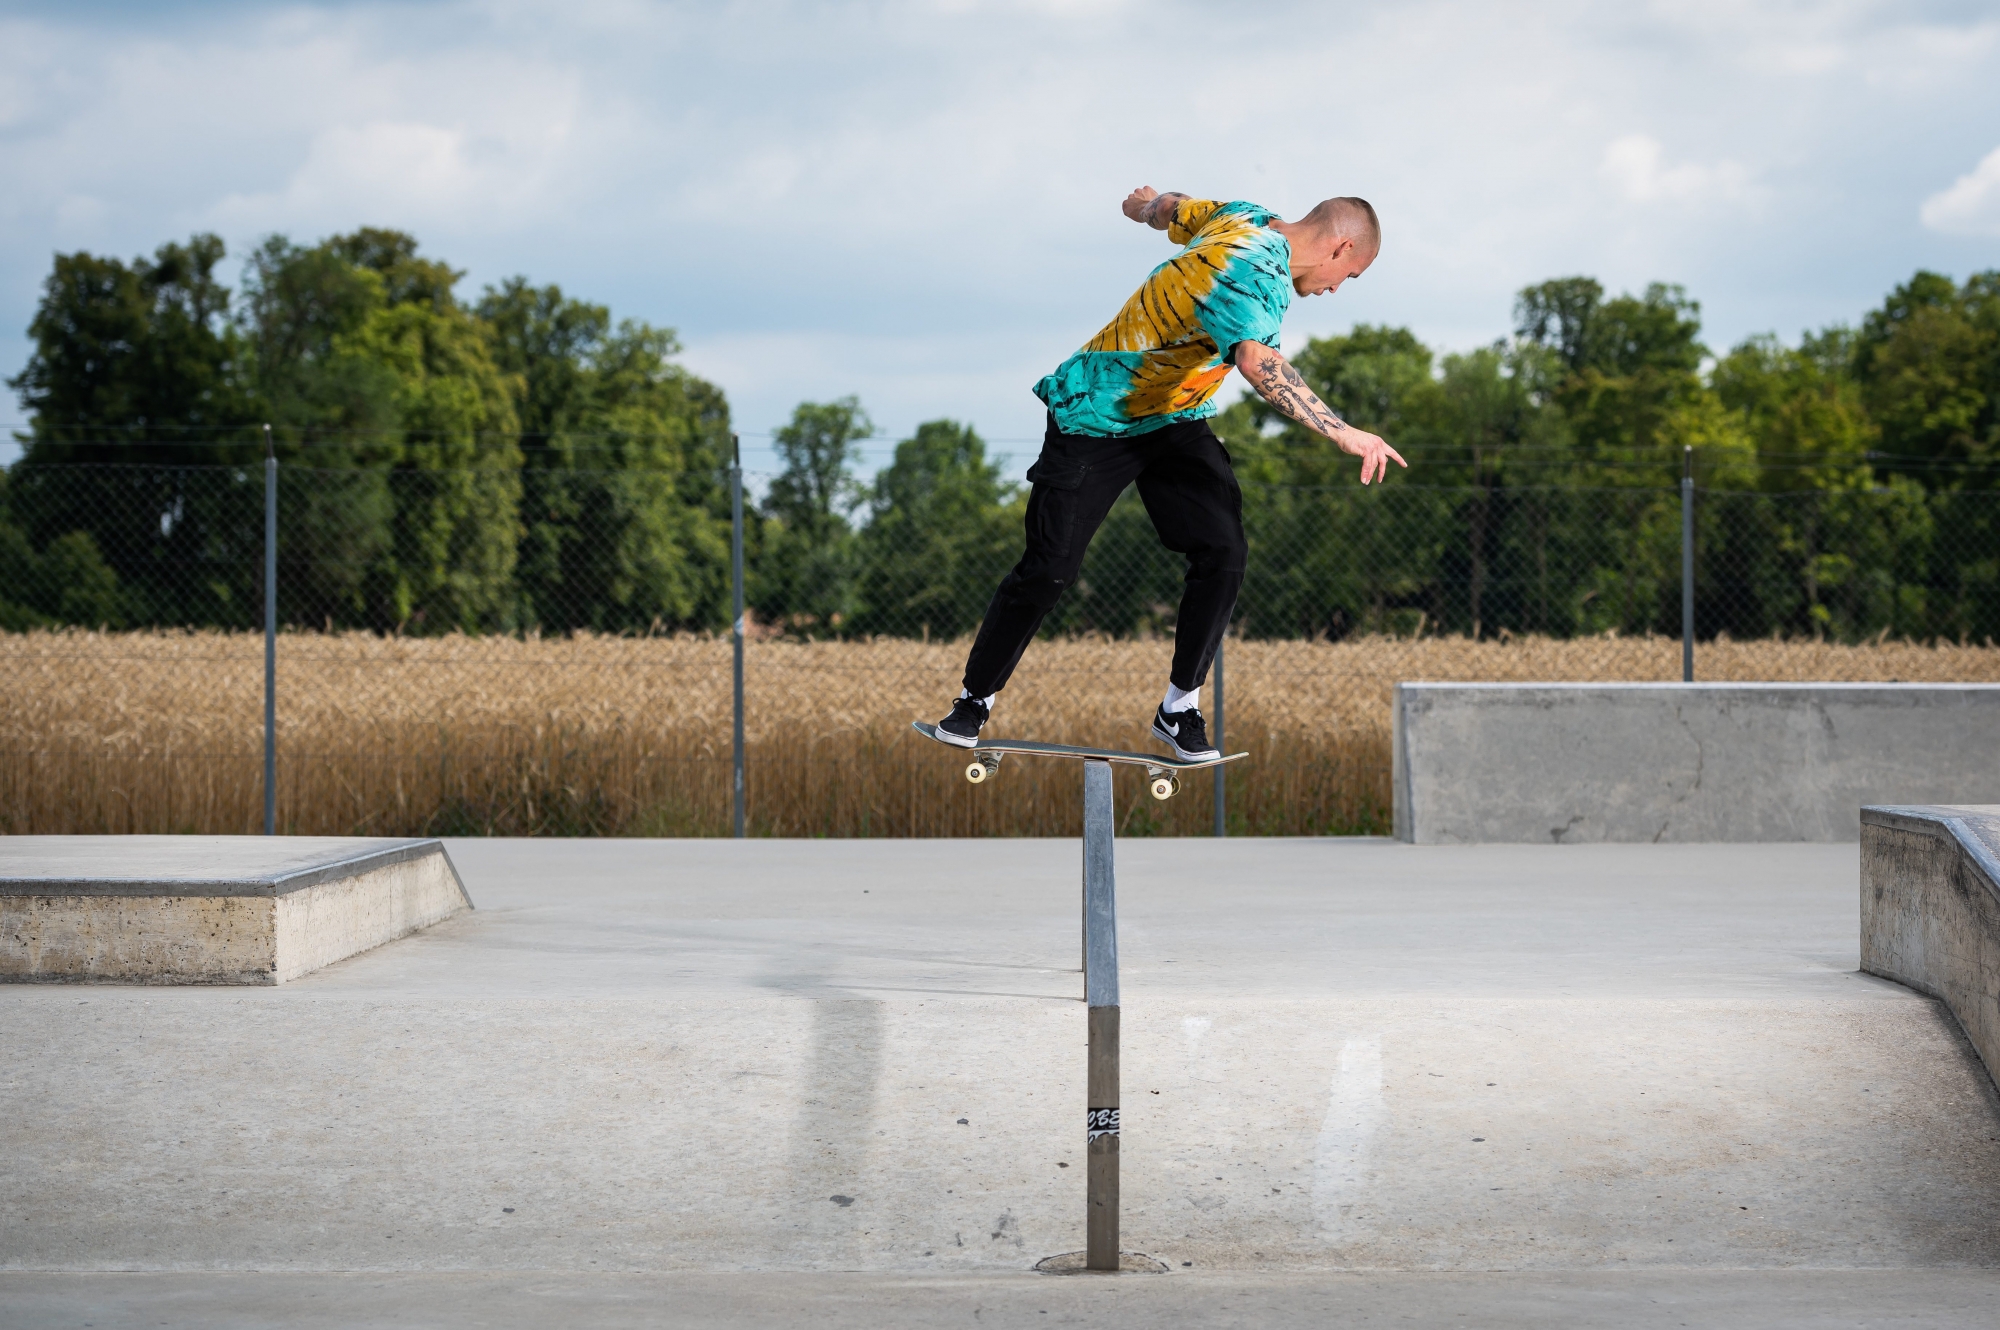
[1233,340,1410,485]
[1334,427,1407,486]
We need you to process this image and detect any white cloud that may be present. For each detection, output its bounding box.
[1631,0,2000,83]
[3,0,2000,453]
[1920,146,2000,237]
[214,122,476,227]
[1600,134,1755,205]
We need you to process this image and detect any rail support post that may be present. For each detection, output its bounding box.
[1082,758,1120,1269]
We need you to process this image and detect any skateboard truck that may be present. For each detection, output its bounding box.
[965,752,1004,784]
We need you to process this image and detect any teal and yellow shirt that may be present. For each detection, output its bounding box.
[1033,199,1292,438]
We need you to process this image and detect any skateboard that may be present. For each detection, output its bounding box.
[912,721,1248,801]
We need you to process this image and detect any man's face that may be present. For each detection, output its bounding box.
[1294,237,1376,298]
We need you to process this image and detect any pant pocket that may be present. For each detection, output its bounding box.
[1023,449,1088,563]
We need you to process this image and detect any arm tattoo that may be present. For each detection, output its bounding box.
[1250,353,1350,439]
[1148,191,1189,230]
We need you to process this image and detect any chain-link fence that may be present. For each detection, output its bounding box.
[7,458,2000,838]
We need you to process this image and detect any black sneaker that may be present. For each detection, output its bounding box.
[1152,704,1219,761]
[934,695,990,748]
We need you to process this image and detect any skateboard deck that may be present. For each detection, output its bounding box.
[913,721,1246,800]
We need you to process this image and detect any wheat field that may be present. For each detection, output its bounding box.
[5,629,1998,838]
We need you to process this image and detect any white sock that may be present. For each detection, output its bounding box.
[958,688,995,710]
[1163,683,1199,714]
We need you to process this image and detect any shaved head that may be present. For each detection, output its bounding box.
[1300,196,1380,254]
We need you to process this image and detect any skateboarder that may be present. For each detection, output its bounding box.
[933,187,1405,758]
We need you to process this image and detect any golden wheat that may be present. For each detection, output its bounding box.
[6,629,1998,838]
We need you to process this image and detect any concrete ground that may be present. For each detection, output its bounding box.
[4,837,1999,1327]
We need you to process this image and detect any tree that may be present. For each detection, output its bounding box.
[1220,324,1454,638]
[478,278,734,631]
[1713,330,1875,488]
[476,277,607,444]
[853,420,1019,638]
[767,398,869,541]
[756,397,871,633]
[1517,280,1711,479]
[242,229,521,631]
[7,234,258,625]
[0,469,127,629]
[1518,280,1753,635]
[1847,271,2000,637]
[239,235,398,627]
[10,233,248,455]
[345,295,522,629]
[1430,344,1564,636]
[6,226,740,637]
[1855,270,2000,481]
[325,227,461,311]
[240,235,401,452]
[1513,277,1604,376]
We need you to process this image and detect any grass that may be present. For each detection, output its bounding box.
[6,629,1998,838]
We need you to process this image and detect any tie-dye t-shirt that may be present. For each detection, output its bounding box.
[1033,199,1293,438]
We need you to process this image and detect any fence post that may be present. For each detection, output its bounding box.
[1681,445,1694,684]
[263,424,277,836]
[730,435,746,839]
[1212,637,1225,837]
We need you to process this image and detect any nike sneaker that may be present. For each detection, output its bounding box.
[934,695,990,748]
[1151,703,1219,762]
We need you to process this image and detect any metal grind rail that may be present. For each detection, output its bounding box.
[918,724,1246,1271]
[1081,757,1120,1269]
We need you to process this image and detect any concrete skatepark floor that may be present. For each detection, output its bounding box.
[4,838,1999,1327]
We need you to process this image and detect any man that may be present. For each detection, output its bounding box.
[932,187,1405,757]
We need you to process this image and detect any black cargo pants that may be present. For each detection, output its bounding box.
[962,412,1247,698]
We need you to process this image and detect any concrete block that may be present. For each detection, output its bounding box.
[0,837,471,984]
[1861,805,2000,1088]
[1393,683,2000,844]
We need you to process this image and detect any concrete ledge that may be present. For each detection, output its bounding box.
[0,837,472,984]
[1861,805,2000,1087]
[1393,683,2000,844]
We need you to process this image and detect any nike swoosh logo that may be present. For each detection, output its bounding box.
[1160,718,1179,735]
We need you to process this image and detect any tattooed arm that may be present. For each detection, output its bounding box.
[1122,186,1190,230]
[1234,340,1408,485]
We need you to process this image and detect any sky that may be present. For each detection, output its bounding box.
[3,0,1999,478]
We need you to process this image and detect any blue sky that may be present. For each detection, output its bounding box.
[3,0,1999,478]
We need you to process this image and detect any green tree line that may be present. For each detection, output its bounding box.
[1202,272,2000,642]
[2,229,735,632]
[5,229,1998,642]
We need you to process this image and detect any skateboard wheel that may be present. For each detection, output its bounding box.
[966,760,989,784]
[1149,774,1179,801]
